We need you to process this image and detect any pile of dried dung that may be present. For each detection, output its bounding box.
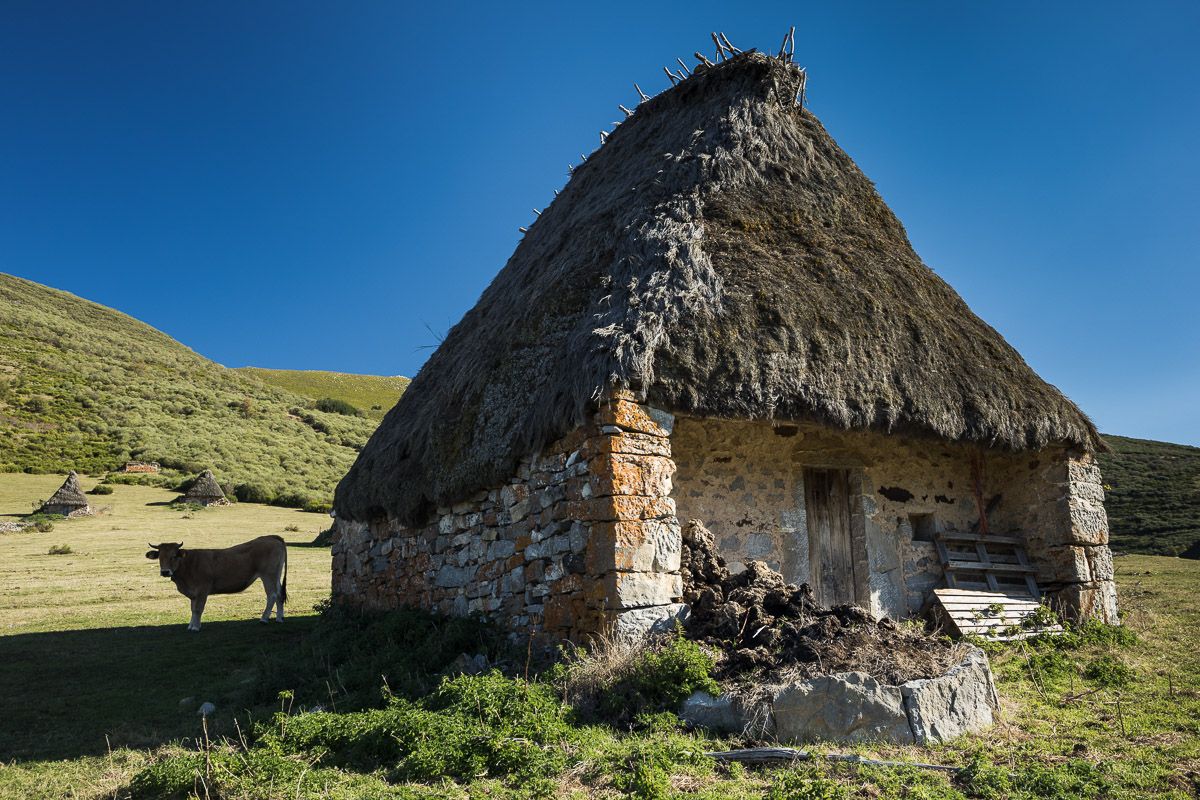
[679,520,965,686]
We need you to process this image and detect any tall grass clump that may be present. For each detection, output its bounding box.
[551,628,718,721]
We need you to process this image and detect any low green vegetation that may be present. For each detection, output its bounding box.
[234,367,409,421]
[1098,434,1200,556]
[0,274,377,508]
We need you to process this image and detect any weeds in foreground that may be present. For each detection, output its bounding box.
[46,543,73,555]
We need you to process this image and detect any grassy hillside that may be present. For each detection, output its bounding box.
[0,273,375,507]
[1099,434,1200,557]
[235,367,408,420]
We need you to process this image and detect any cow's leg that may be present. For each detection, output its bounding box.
[260,576,276,623]
[188,595,207,632]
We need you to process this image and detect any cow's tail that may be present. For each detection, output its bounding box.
[279,544,288,606]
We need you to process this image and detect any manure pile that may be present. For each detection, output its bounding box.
[679,520,964,686]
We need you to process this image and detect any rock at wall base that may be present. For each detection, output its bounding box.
[680,647,996,746]
[612,603,689,641]
[772,671,914,745]
[902,647,997,744]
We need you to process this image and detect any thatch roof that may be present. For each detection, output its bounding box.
[337,47,1100,525]
[183,469,226,500]
[43,471,89,509]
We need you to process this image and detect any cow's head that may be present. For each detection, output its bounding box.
[146,542,185,578]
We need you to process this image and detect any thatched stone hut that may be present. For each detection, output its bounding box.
[180,469,229,507]
[331,48,1117,642]
[40,471,91,517]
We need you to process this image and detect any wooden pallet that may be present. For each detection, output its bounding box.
[929,588,1062,640]
[935,530,1041,597]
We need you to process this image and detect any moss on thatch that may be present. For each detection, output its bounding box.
[41,471,89,511]
[336,48,1100,525]
[183,469,226,501]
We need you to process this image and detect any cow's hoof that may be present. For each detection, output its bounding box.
[274,617,284,623]
[259,617,270,624]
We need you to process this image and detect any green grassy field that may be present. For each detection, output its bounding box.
[0,473,332,790]
[0,274,375,507]
[1,473,1198,799]
[234,368,409,421]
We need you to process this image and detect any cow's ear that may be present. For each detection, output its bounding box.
[145,550,159,559]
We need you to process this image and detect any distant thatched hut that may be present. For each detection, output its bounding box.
[180,469,229,507]
[40,471,91,517]
[330,47,1117,642]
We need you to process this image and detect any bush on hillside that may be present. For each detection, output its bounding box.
[234,483,274,504]
[314,397,362,417]
[87,484,114,495]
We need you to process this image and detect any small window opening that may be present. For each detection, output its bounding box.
[909,513,936,542]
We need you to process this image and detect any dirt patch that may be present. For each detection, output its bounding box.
[680,519,965,686]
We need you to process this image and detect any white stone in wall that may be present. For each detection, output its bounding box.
[612,603,689,641]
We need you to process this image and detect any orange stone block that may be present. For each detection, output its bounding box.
[589,454,674,498]
[595,398,671,437]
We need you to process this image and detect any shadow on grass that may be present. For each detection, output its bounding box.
[0,616,318,762]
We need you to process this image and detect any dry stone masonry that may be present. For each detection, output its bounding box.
[333,392,687,642]
[333,393,1118,645]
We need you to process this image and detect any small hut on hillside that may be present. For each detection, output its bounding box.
[180,470,229,507]
[330,45,1118,643]
[40,471,91,517]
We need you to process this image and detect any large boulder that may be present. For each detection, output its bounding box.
[771,671,914,744]
[680,647,997,745]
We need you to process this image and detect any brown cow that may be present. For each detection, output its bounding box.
[146,536,288,631]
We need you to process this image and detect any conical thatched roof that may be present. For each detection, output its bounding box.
[183,469,226,500]
[43,471,89,509]
[337,47,1100,525]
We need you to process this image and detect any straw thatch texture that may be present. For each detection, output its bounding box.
[337,50,1099,525]
[42,471,89,510]
[183,469,226,501]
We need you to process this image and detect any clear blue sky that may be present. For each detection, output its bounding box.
[2,2,1197,445]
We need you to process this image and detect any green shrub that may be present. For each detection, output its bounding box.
[259,673,575,783]
[303,498,333,514]
[251,603,506,708]
[766,769,850,800]
[47,544,73,555]
[234,482,274,504]
[270,491,310,509]
[959,754,1014,799]
[87,484,114,495]
[598,633,719,719]
[1024,648,1076,683]
[127,751,208,800]
[314,397,363,416]
[34,520,55,533]
[616,759,671,800]
[1083,654,1135,688]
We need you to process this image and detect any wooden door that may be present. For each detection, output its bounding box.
[804,468,857,606]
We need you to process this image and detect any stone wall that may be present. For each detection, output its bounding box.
[670,418,1118,623]
[331,392,686,643]
[989,449,1118,623]
[333,402,1118,638]
[672,418,996,619]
